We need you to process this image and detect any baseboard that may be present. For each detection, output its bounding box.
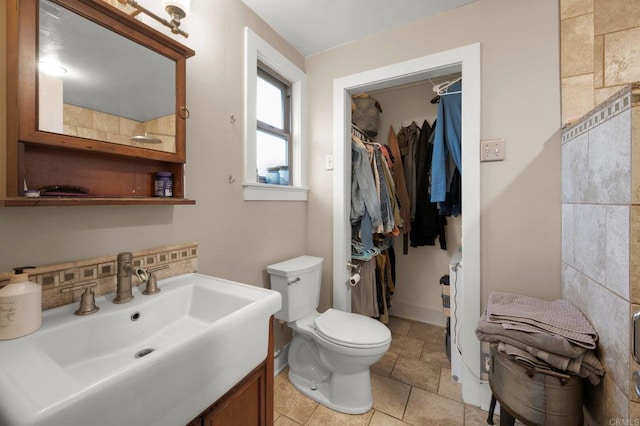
[389,302,447,327]
[273,343,289,376]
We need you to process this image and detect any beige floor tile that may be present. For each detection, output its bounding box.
[408,321,445,341]
[372,351,398,377]
[410,322,446,355]
[388,333,424,359]
[369,410,412,426]
[275,367,289,388]
[274,378,318,424]
[390,356,440,393]
[419,346,451,370]
[388,316,412,335]
[305,405,373,426]
[371,372,411,419]
[274,414,303,426]
[404,387,464,426]
[464,404,498,426]
[438,368,462,402]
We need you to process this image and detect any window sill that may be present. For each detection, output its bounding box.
[242,183,309,201]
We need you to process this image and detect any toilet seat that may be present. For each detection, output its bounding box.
[314,309,390,349]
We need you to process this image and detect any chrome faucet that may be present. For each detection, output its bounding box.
[114,252,148,304]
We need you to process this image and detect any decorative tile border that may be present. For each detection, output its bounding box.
[562,84,637,144]
[0,242,198,311]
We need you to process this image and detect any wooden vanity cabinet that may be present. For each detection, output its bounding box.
[188,318,275,426]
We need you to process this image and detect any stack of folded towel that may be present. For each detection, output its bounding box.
[476,291,605,385]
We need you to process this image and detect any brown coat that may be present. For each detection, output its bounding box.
[387,125,411,234]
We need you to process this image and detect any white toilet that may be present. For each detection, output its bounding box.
[267,255,391,414]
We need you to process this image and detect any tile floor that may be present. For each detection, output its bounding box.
[273,316,499,425]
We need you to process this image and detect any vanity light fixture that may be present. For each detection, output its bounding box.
[130,131,175,144]
[117,0,190,38]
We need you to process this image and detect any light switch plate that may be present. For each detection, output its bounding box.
[480,139,505,162]
[325,154,334,170]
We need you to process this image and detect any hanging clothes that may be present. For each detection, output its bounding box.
[351,259,378,317]
[431,80,462,203]
[387,126,411,236]
[350,125,397,253]
[396,121,421,220]
[410,120,447,249]
[351,138,382,251]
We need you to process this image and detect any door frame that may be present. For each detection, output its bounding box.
[331,43,484,405]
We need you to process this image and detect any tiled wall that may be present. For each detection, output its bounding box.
[0,242,198,311]
[63,104,176,152]
[561,0,640,124]
[562,86,640,423]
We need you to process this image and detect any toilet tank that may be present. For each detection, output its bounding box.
[267,256,323,322]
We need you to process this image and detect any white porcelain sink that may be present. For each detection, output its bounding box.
[0,273,281,426]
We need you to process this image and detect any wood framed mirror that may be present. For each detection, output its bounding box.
[5,0,195,205]
[9,0,194,160]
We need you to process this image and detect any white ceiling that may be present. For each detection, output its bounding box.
[240,0,478,57]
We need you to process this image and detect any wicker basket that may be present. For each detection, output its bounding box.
[489,345,583,425]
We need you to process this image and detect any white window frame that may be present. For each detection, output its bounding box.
[243,27,308,201]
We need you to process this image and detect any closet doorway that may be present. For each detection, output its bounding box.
[331,44,484,406]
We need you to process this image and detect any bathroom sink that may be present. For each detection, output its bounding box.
[0,273,281,426]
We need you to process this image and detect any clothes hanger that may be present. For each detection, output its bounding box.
[435,76,462,96]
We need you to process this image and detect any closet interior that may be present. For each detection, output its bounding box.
[349,73,462,331]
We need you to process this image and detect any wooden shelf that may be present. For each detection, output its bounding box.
[1,197,196,207]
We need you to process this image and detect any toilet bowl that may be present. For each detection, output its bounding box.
[268,256,391,414]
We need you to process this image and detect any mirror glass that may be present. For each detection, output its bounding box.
[38,0,177,153]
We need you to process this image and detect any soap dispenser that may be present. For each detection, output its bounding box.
[0,267,42,340]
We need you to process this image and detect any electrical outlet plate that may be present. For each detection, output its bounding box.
[480,341,491,381]
[480,139,505,162]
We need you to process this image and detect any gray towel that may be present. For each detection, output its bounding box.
[486,291,597,349]
[476,314,586,358]
[477,326,582,372]
[496,342,603,385]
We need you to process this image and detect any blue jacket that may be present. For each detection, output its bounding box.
[431,81,462,202]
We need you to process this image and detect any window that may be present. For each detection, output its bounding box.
[244,27,308,201]
[256,65,291,185]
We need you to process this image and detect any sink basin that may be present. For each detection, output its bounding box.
[0,273,281,426]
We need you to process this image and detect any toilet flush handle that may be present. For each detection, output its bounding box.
[288,277,301,285]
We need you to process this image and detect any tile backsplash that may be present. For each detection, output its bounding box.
[0,242,198,310]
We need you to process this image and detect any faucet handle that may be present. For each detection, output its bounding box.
[142,265,169,295]
[61,282,99,316]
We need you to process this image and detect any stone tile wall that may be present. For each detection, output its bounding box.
[0,242,198,310]
[561,0,640,124]
[63,104,176,152]
[562,86,639,423]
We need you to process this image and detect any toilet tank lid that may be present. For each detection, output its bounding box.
[267,256,323,277]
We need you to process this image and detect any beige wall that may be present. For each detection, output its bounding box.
[561,0,640,123]
[306,0,562,313]
[2,0,563,349]
[0,0,306,349]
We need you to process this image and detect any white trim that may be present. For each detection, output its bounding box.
[389,303,447,327]
[332,44,483,406]
[243,28,308,201]
[243,183,309,201]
